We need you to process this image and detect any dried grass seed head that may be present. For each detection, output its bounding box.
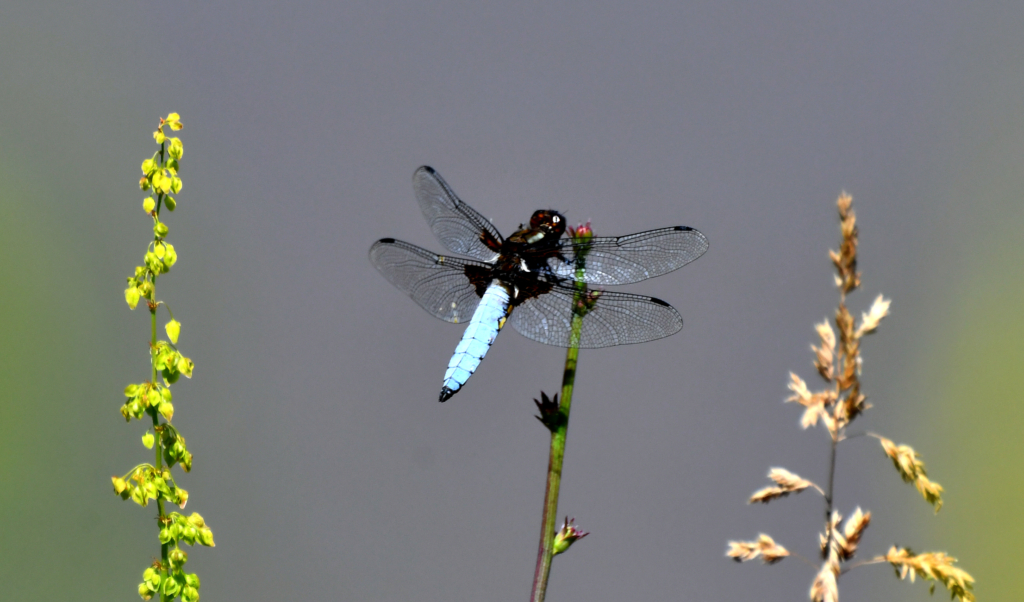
[810,560,839,602]
[855,295,891,338]
[726,534,790,564]
[813,320,836,381]
[885,547,975,602]
[837,507,871,560]
[832,192,861,295]
[748,468,817,503]
[879,436,944,511]
[785,372,834,429]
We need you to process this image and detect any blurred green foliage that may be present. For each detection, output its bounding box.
[921,230,1024,601]
[0,174,138,598]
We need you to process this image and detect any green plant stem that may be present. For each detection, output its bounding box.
[149,303,170,599]
[530,300,584,602]
[155,141,165,213]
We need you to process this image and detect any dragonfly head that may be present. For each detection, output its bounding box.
[529,210,567,240]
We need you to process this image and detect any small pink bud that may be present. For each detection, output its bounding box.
[569,221,593,240]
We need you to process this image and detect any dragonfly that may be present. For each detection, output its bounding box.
[369,166,708,402]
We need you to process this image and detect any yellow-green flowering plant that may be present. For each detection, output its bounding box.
[113,113,214,602]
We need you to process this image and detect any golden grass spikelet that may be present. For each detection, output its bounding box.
[748,486,792,504]
[836,191,853,215]
[854,295,891,338]
[821,411,839,440]
[726,534,790,564]
[812,320,836,381]
[916,476,944,512]
[785,372,833,428]
[830,192,860,295]
[884,547,975,602]
[769,467,813,490]
[834,305,859,391]
[749,468,819,503]
[835,304,855,343]
[837,384,870,426]
[878,436,944,511]
[786,372,812,404]
[837,507,870,560]
[810,560,839,602]
[820,510,843,557]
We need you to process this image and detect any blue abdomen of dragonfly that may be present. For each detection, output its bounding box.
[440,280,511,402]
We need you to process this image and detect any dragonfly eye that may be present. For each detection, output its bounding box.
[546,212,567,237]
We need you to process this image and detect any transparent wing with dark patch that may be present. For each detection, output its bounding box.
[548,226,709,285]
[413,166,503,263]
[368,238,486,324]
[508,284,683,348]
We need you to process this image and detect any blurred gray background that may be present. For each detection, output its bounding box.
[2,2,1021,600]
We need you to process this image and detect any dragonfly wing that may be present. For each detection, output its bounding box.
[413,166,503,263]
[369,238,487,324]
[549,226,708,285]
[508,283,683,348]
